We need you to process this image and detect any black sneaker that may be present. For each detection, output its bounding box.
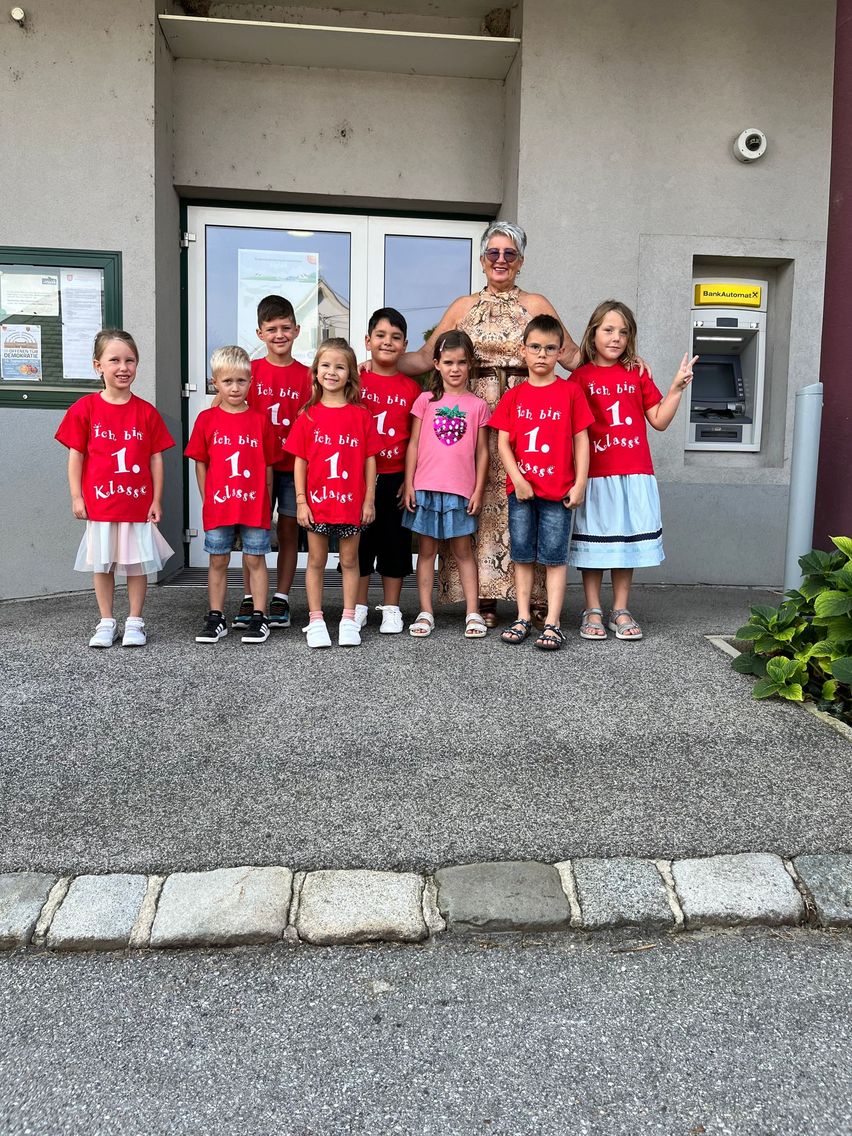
[241,611,270,644]
[196,611,227,644]
[268,595,291,628]
[232,595,254,628]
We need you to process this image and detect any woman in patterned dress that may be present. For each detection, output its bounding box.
[396,221,581,624]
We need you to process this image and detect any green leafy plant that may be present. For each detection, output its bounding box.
[732,537,852,723]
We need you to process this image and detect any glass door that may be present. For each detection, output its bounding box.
[184,207,485,569]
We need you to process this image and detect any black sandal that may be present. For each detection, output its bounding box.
[535,623,566,651]
[501,618,532,645]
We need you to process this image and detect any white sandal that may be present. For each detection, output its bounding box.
[409,611,435,638]
[607,608,643,641]
[464,612,488,638]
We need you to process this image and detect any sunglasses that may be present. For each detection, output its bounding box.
[483,248,520,264]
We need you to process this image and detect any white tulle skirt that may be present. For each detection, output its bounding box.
[74,521,174,577]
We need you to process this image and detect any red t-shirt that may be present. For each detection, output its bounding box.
[55,392,175,522]
[248,357,312,472]
[359,371,422,474]
[489,378,595,500]
[571,362,663,477]
[184,406,278,530]
[284,401,383,525]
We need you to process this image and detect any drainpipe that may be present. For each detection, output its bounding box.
[784,383,824,593]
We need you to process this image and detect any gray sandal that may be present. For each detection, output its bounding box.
[607,608,643,641]
[579,607,607,640]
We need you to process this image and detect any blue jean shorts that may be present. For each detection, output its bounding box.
[204,525,271,556]
[272,470,297,518]
[508,494,574,566]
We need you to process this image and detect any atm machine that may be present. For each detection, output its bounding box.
[686,278,768,452]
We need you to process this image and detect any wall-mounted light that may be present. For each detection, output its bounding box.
[10,7,25,25]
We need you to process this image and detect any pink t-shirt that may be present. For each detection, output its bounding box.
[571,362,663,477]
[184,406,278,530]
[489,378,595,500]
[55,392,175,522]
[410,389,490,500]
[284,401,383,525]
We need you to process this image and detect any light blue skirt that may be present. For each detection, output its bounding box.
[568,474,664,569]
[402,490,477,539]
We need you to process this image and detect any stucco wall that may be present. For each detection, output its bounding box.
[512,0,834,583]
[173,59,504,212]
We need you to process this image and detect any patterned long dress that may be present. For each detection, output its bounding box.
[437,287,546,605]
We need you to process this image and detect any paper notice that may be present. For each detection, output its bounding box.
[237,249,319,364]
[1,324,42,380]
[0,273,59,317]
[60,269,104,380]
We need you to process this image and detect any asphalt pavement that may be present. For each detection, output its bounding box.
[2,584,850,873]
[1,929,850,1135]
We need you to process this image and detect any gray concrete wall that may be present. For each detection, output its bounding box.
[0,1,183,599]
[513,0,834,584]
[173,60,504,212]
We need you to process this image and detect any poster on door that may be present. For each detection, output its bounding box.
[1,324,42,380]
[237,249,319,364]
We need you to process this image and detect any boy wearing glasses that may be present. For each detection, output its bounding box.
[488,315,594,651]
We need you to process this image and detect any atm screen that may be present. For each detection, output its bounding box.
[693,359,741,402]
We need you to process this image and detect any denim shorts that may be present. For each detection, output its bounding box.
[508,494,574,566]
[272,470,297,518]
[204,525,271,556]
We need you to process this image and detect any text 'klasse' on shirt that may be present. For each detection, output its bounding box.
[54,392,175,522]
[248,356,312,472]
[283,402,383,526]
[359,370,422,473]
[570,362,663,477]
[184,405,278,530]
[410,389,490,501]
[488,378,594,499]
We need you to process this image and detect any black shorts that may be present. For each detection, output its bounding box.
[358,470,413,579]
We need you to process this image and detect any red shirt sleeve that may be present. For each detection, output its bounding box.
[283,410,309,460]
[55,396,91,452]
[570,384,596,434]
[184,413,211,463]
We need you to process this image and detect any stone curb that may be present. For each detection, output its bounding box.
[1,854,849,953]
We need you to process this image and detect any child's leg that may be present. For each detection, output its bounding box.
[580,568,607,636]
[415,535,439,614]
[244,553,269,612]
[305,532,329,613]
[514,564,533,622]
[544,564,567,626]
[448,535,479,615]
[380,576,403,607]
[276,514,298,595]
[610,567,641,636]
[93,571,116,618]
[356,575,371,607]
[126,575,147,618]
[208,554,230,612]
[338,534,361,612]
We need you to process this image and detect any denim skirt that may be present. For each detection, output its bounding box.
[401,490,477,539]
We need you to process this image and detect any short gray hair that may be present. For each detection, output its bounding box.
[210,344,251,377]
[480,220,527,258]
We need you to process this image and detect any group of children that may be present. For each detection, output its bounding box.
[56,295,694,650]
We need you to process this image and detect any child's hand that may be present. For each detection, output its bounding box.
[467,490,483,516]
[361,499,375,525]
[563,483,585,509]
[513,477,535,502]
[71,494,87,520]
[297,502,314,529]
[396,481,405,509]
[147,501,162,523]
[404,482,417,512]
[673,353,698,391]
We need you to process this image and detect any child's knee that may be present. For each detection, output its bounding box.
[449,536,473,562]
[243,553,265,568]
[209,553,230,570]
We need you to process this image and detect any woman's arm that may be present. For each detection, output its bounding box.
[396,295,477,377]
[646,353,696,432]
[148,451,164,522]
[67,449,86,519]
[403,416,422,510]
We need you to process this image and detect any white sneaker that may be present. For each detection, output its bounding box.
[378,605,404,634]
[354,604,369,629]
[122,617,147,647]
[338,617,361,647]
[306,619,332,649]
[89,618,118,648]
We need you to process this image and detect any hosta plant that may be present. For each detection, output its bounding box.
[732,537,852,723]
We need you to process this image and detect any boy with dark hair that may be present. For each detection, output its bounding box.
[355,307,422,633]
[488,314,594,651]
[233,294,312,631]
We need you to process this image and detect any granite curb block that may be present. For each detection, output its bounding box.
[1,854,849,952]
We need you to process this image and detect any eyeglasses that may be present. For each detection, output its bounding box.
[525,343,560,356]
[483,247,520,264]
